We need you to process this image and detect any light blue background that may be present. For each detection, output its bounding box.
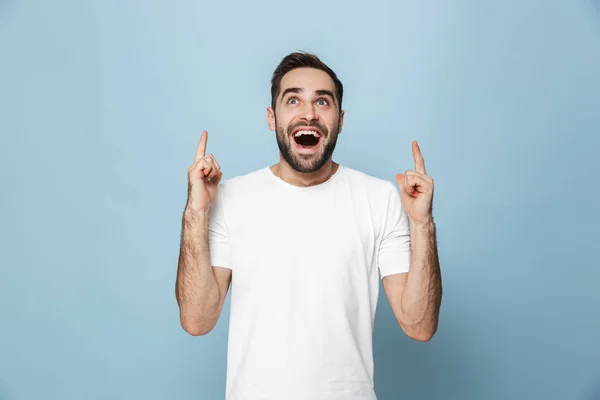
[1,1,599,399]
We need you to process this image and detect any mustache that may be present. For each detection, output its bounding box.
[286,121,328,136]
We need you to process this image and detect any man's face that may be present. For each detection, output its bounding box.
[267,67,344,173]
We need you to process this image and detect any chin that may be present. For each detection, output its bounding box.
[289,152,331,174]
[276,128,338,174]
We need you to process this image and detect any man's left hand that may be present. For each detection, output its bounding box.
[395,141,434,226]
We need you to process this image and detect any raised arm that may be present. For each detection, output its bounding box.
[176,130,231,336]
[383,141,442,342]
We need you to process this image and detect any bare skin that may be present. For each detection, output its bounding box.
[175,130,231,336]
[383,141,442,342]
[267,67,344,186]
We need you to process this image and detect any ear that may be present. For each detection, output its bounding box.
[267,107,276,131]
[338,110,345,134]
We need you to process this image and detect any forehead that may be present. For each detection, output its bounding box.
[279,67,335,94]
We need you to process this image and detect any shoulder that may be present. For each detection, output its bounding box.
[217,167,271,198]
[340,165,399,196]
[220,167,268,185]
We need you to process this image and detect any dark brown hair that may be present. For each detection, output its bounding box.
[270,51,343,112]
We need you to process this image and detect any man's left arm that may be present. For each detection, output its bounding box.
[382,140,442,342]
[383,218,441,342]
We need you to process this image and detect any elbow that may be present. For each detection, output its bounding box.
[407,329,436,342]
[180,316,216,336]
[400,321,438,342]
[182,324,214,336]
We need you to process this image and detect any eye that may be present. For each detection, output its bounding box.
[287,97,299,105]
[316,98,329,106]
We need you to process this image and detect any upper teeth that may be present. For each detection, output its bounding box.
[294,130,320,137]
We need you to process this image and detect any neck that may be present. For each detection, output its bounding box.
[270,159,339,187]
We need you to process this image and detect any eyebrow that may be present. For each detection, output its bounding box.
[280,87,337,105]
[315,90,335,102]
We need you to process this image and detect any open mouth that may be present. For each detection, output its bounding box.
[292,130,322,149]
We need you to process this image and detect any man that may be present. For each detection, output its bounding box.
[175,51,442,400]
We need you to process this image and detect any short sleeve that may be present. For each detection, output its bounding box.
[208,185,231,269]
[378,183,411,278]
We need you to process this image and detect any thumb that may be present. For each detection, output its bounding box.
[395,173,405,192]
[395,173,415,198]
[210,170,223,186]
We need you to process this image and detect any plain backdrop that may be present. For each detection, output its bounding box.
[1,1,599,399]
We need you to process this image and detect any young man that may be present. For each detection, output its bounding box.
[176,52,442,400]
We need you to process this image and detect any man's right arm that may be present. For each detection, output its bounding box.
[175,130,230,336]
[176,209,231,336]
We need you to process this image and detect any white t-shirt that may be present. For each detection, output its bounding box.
[208,164,411,400]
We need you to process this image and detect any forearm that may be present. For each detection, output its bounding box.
[176,209,221,333]
[400,219,442,339]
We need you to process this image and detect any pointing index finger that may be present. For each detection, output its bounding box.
[195,130,208,162]
[413,140,426,175]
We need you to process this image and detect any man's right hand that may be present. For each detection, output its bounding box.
[186,130,222,213]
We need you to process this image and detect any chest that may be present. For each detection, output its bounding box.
[226,190,379,286]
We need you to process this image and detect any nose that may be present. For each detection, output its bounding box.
[299,102,318,123]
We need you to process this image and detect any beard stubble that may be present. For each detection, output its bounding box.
[275,117,340,174]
